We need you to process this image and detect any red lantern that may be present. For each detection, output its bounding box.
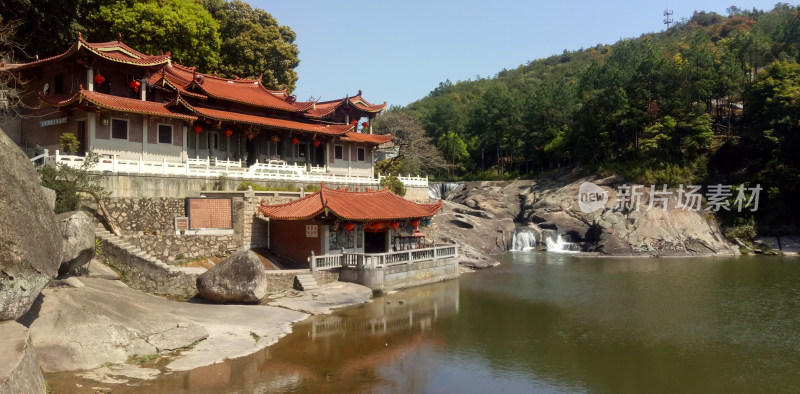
[291,137,299,145]
[343,222,355,233]
[350,119,358,126]
[390,221,400,230]
[129,80,141,92]
[271,135,279,143]
[362,122,369,128]
[193,124,203,134]
[313,140,321,147]
[247,132,255,140]
[411,219,421,228]
[93,74,105,86]
[224,129,233,138]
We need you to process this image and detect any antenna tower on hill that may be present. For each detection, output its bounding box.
[663,7,674,29]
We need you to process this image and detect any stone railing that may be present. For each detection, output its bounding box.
[310,244,458,272]
[34,149,428,187]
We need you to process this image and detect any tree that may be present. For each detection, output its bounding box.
[87,0,221,72]
[373,111,447,177]
[203,0,299,91]
[0,17,26,118]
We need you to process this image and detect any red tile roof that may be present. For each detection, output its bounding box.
[173,97,353,136]
[259,186,442,221]
[40,89,197,121]
[340,132,394,144]
[162,63,315,112]
[9,35,170,71]
[306,91,387,119]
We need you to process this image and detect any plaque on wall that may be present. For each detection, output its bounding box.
[187,198,233,229]
[174,217,189,232]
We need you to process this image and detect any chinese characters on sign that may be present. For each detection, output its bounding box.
[612,184,761,212]
[306,225,318,238]
[188,198,233,229]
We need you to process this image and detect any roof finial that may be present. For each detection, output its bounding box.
[116,32,121,43]
[78,32,83,40]
[258,73,262,81]
[357,89,362,96]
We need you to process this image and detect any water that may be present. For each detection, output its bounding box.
[47,254,800,393]
[544,232,581,253]
[511,227,538,251]
[429,182,464,199]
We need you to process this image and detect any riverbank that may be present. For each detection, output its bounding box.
[20,273,372,386]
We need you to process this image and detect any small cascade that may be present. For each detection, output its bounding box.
[429,182,464,199]
[544,231,581,254]
[511,227,538,251]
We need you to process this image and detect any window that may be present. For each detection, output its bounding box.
[54,74,64,95]
[111,119,128,140]
[158,124,172,144]
[334,145,343,160]
[357,147,365,162]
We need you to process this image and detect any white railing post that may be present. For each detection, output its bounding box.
[54,149,60,163]
[138,154,144,174]
[162,157,167,175]
[112,154,118,173]
[310,251,317,273]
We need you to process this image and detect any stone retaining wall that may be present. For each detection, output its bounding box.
[105,197,185,234]
[339,257,458,291]
[97,238,203,299]
[124,234,238,262]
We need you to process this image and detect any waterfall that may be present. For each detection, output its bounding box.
[544,231,581,254]
[429,182,464,199]
[511,227,538,252]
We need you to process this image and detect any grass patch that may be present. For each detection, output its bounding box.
[250,331,261,343]
[129,353,160,364]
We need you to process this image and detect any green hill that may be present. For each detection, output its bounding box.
[380,4,800,235]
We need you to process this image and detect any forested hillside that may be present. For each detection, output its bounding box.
[377,4,800,233]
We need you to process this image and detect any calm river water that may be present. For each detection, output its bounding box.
[49,253,800,393]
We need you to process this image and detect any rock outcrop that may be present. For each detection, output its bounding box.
[0,321,47,393]
[196,250,268,302]
[520,176,737,256]
[57,211,96,276]
[0,129,63,320]
[428,181,533,268]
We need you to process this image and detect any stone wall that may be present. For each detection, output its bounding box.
[124,234,238,262]
[97,237,203,298]
[339,257,458,291]
[105,197,185,233]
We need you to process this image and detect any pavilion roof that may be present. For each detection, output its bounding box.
[9,35,171,71]
[173,97,353,136]
[305,91,387,119]
[40,89,197,121]
[258,186,441,221]
[339,132,394,144]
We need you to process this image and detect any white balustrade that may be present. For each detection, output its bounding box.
[311,244,458,272]
[36,150,428,186]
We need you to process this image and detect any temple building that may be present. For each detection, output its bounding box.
[258,185,444,269]
[3,34,404,184]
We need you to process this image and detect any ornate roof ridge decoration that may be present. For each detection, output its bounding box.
[9,35,172,71]
[172,97,354,136]
[305,90,388,119]
[39,88,197,121]
[258,185,442,221]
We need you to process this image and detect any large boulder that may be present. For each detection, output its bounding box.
[0,321,46,393]
[57,211,96,276]
[431,200,515,268]
[196,250,268,303]
[0,130,62,321]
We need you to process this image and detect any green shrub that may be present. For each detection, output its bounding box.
[380,175,406,196]
[213,174,228,191]
[59,133,79,154]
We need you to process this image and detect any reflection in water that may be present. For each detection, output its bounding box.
[47,254,800,394]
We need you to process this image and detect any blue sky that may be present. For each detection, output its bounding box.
[255,1,789,107]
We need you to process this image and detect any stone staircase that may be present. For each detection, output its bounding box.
[94,226,168,267]
[294,274,319,291]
